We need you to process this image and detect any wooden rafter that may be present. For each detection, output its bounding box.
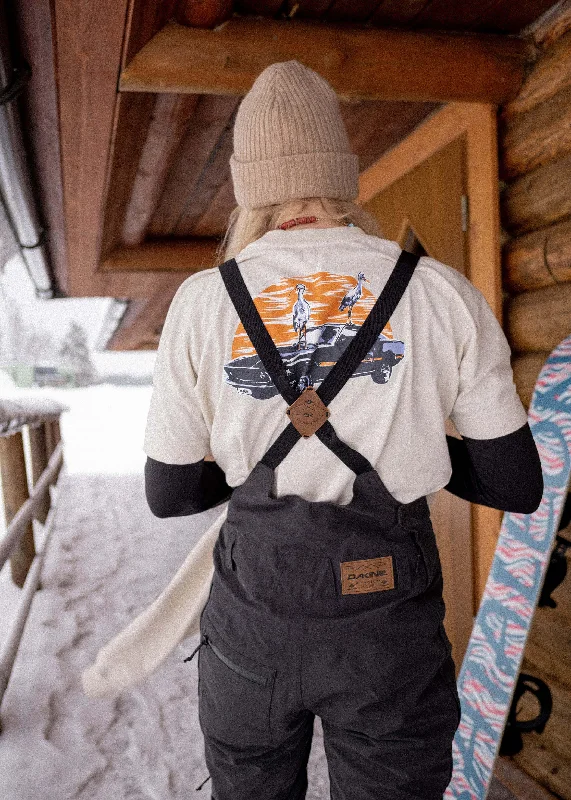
[86,270,196,300]
[122,0,177,68]
[120,18,533,103]
[148,93,240,236]
[51,1,536,302]
[100,92,156,262]
[521,0,571,49]
[100,240,220,272]
[191,175,236,236]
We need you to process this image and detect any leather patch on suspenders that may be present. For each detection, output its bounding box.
[286,386,330,437]
[340,556,395,594]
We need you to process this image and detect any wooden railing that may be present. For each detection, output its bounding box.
[0,398,68,727]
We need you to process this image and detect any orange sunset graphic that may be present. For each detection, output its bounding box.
[230,272,393,359]
[223,270,405,400]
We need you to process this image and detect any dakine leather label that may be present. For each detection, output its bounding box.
[340,556,395,594]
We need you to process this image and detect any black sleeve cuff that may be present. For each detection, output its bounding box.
[144,456,235,518]
[444,422,544,514]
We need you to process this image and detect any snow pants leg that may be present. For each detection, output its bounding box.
[197,606,460,800]
[198,616,315,800]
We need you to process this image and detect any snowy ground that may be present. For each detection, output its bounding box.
[0,378,331,800]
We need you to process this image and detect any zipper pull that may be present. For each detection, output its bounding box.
[195,773,211,790]
[184,634,208,663]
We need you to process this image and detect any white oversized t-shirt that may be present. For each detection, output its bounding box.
[143,225,528,510]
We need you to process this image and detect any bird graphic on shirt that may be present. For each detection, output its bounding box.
[339,272,369,322]
[292,283,310,350]
[225,270,405,400]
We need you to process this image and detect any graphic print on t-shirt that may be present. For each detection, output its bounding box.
[223,271,405,400]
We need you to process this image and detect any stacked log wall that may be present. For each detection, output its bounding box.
[498,10,571,795]
[500,23,571,407]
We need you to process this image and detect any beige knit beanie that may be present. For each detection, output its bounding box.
[230,60,359,210]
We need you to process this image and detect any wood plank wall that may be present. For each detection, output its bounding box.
[498,8,571,794]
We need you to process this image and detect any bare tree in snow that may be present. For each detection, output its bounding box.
[58,320,97,385]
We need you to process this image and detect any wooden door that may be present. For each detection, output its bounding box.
[363,135,467,273]
[358,103,503,673]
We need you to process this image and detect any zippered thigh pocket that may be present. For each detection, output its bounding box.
[407,520,442,590]
[197,621,276,747]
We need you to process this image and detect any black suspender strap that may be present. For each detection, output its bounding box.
[314,250,420,406]
[219,248,420,473]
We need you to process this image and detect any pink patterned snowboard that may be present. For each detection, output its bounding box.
[444,334,571,799]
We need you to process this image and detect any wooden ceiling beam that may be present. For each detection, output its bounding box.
[174,0,233,28]
[53,0,132,296]
[120,18,533,104]
[100,239,220,272]
[122,0,177,67]
[340,99,441,173]
[53,0,177,298]
[191,175,237,236]
[106,299,150,350]
[81,269,195,300]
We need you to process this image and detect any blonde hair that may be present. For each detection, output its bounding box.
[214,197,383,265]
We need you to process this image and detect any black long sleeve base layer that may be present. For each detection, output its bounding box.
[144,422,544,519]
[444,422,543,514]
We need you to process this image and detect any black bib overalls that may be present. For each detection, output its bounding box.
[193,249,461,799]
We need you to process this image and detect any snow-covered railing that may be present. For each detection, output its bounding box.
[0,397,68,437]
[0,398,68,722]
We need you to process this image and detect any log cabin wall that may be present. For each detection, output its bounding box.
[498,6,571,795]
[500,15,571,408]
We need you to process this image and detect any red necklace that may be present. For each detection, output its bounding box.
[277,216,318,230]
[276,216,351,230]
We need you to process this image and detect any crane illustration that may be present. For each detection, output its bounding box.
[339,272,369,321]
[224,273,404,398]
[292,283,310,350]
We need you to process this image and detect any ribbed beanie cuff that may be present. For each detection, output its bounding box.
[230,150,359,209]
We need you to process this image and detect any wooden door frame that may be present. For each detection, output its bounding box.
[358,101,503,613]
